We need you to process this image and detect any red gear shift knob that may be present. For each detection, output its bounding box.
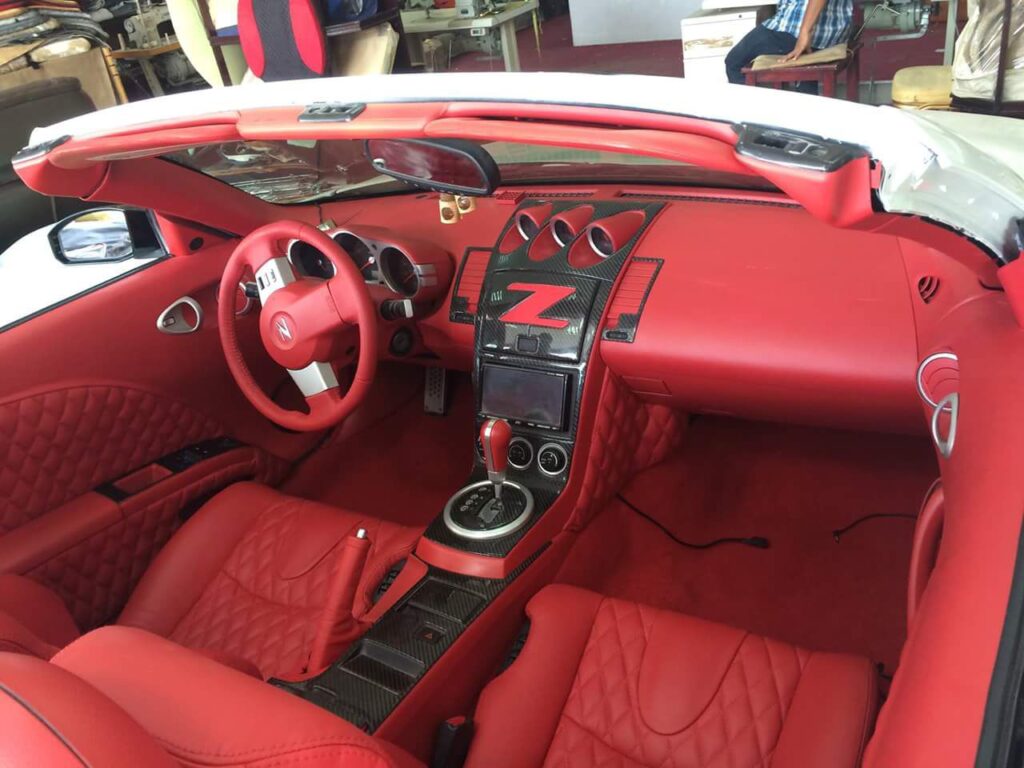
[480,418,512,495]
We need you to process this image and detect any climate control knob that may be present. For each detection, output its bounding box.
[507,437,534,470]
[537,443,569,476]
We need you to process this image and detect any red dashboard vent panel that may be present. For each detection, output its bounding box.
[449,247,492,324]
[603,257,662,343]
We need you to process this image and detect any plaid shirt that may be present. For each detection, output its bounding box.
[763,0,853,49]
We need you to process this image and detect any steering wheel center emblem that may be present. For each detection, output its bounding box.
[270,313,296,348]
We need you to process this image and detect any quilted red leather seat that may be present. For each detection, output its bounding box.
[0,625,419,767]
[0,482,420,680]
[467,585,878,768]
[117,482,421,678]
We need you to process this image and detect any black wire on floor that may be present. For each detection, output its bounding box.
[831,513,917,543]
[615,493,770,550]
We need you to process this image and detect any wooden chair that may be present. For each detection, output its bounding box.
[742,48,860,99]
[741,5,864,101]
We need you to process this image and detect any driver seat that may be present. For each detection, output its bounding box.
[0,482,421,680]
[117,482,421,679]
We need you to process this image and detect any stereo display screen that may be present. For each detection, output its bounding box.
[480,365,568,429]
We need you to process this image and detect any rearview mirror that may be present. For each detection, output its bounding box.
[50,208,135,264]
[364,138,500,196]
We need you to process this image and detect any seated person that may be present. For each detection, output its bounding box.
[724,0,853,94]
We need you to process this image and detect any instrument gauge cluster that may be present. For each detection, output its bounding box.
[287,227,452,305]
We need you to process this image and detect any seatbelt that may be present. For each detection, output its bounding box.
[306,528,371,673]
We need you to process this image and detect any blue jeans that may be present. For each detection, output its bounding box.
[724,25,818,95]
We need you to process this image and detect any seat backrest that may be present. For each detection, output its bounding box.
[0,652,176,767]
[237,0,328,81]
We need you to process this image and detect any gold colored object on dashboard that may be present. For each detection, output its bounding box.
[439,194,477,225]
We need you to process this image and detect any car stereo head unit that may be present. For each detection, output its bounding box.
[480,364,568,430]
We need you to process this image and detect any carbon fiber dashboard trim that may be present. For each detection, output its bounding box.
[427,198,664,556]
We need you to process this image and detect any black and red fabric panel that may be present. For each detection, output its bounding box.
[238,0,328,81]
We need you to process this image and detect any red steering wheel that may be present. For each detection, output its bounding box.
[217,220,378,431]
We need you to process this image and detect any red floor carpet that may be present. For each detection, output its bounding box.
[283,371,475,528]
[556,415,939,675]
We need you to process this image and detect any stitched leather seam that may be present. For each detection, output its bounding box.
[0,682,88,766]
[852,661,875,767]
[155,732,379,760]
[28,458,254,578]
[765,642,791,731]
[532,593,605,762]
[558,711,658,768]
[167,494,299,638]
[734,641,771,762]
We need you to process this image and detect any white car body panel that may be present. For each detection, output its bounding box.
[0,226,152,328]
[23,73,1024,261]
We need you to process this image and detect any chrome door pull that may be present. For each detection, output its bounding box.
[930,392,959,459]
[157,296,203,335]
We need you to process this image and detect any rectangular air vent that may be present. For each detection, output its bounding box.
[494,190,597,204]
[449,247,492,324]
[616,191,798,208]
[603,257,662,343]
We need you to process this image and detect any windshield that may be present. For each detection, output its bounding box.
[162,139,777,204]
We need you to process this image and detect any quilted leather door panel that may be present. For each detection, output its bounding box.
[0,236,315,629]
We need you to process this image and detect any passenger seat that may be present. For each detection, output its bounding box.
[467,585,877,768]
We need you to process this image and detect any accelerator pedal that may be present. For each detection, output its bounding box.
[424,368,449,416]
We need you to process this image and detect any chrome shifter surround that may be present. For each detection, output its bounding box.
[442,480,535,541]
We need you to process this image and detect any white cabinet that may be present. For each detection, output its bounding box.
[680,7,773,82]
[569,0,703,46]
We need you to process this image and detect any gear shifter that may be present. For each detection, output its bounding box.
[443,417,534,540]
[480,418,512,500]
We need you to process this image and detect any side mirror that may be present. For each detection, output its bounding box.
[50,208,135,264]
[364,138,500,196]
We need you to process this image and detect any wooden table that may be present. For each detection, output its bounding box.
[109,41,183,97]
[401,0,539,72]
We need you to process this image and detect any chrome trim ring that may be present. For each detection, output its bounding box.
[516,214,536,240]
[916,351,958,408]
[379,247,417,297]
[586,226,613,259]
[551,219,573,248]
[507,437,534,470]
[537,442,569,477]
[443,480,534,541]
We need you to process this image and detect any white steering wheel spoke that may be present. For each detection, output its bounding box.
[288,361,339,397]
[254,256,297,304]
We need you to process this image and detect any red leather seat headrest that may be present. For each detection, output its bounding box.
[238,0,328,81]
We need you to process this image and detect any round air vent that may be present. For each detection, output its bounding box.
[499,203,552,254]
[568,210,646,268]
[916,351,959,408]
[551,205,595,247]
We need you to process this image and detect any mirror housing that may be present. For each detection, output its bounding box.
[49,208,165,265]
[364,138,500,196]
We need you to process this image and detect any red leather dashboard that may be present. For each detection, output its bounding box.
[602,200,922,432]
[325,187,933,434]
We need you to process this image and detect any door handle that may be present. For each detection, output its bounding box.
[930,392,958,459]
[156,296,203,335]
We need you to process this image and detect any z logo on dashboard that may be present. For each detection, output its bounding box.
[499,283,575,330]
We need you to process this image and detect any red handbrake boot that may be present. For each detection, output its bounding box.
[304,528,372,675]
